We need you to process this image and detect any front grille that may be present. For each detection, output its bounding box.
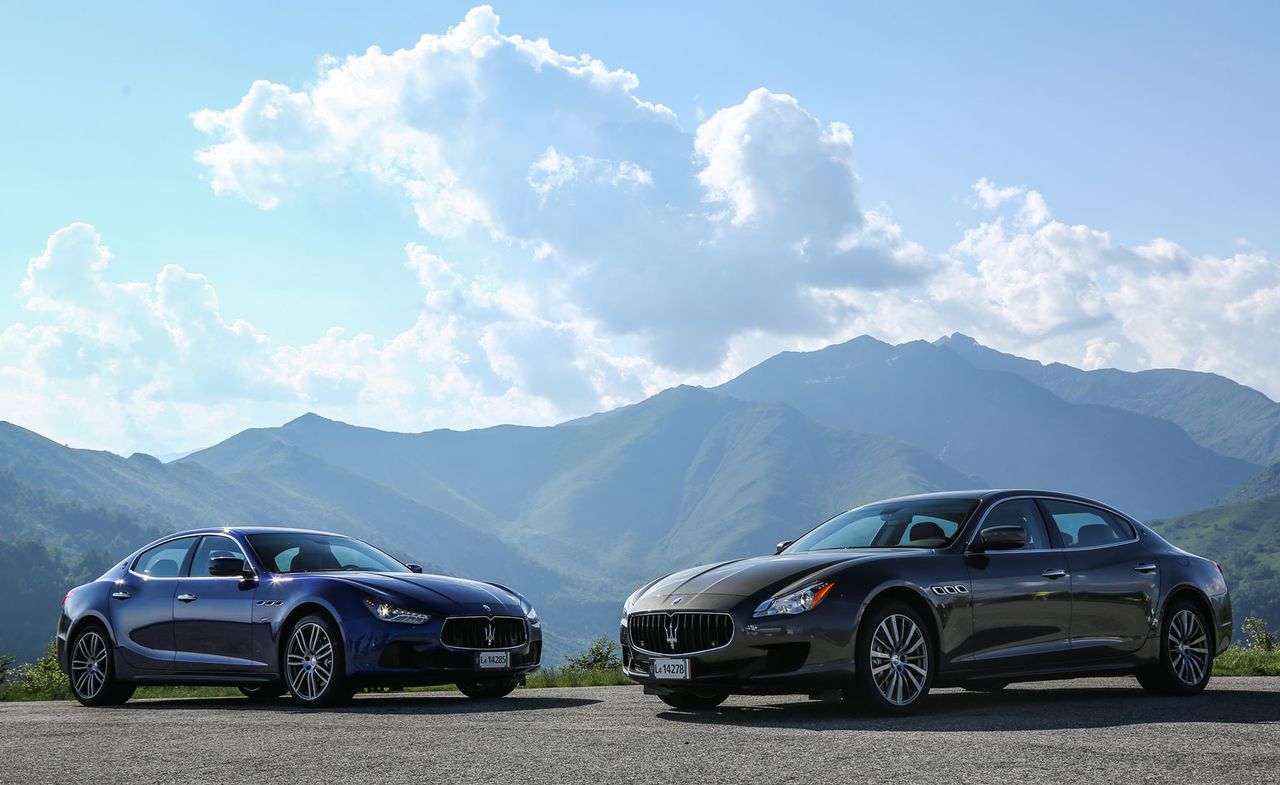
[440,616,528,649]
[627,611,734,655]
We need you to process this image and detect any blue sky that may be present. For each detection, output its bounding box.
[1,2,1277,454]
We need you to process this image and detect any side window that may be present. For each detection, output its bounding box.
[187,536,249,577]
[1040,500,1132,548]
[976,499,1051,550]
[134,538,196,578]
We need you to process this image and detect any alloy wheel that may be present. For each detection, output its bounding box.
[869,613,929,706]
[286,621,334,701]
[70,630,108,701]
[1168,608,1209,686]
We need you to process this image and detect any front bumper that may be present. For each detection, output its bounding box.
[346,615,543,687]
[620,606,857,695]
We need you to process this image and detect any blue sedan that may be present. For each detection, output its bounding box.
[56,527,542,707]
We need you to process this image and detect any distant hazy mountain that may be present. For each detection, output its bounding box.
[937,333,1280,467]
[717,336,1257,519]
[184,386,978,584]
[4,334,1277,664]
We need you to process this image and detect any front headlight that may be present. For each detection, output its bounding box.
[363,598,430,625]
[753,581,835,618]
[525,604,539,624]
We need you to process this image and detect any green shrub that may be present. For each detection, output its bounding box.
[0,654,13,686]
[523,666,630,689]
[1214,646,1280,676]
[1,641,71,701]
[564,637,622,671]
[1240,616,1276,652]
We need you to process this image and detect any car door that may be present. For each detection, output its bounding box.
[172,534,262,674]
[110,537,197,672]
[1038,499,1158,657]
[962,498,1074,669]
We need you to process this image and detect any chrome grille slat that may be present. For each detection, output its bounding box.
[627,611,734,655]
[440,616,528,650]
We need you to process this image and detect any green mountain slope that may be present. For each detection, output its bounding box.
[1224,463,1280,505]
[717,336,1257,519]
[184,387,980,583]
[937,333,1280,466]
[1150,492,1280,633]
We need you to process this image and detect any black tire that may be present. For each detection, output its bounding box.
[455,678,519,700]
[657,690,729,711]
[845,601,934,716]
[67,624,135,707]
[239,685,287,701]
[1137,600,1213,696]
[282,614,354,708]
[962,682,1008,692]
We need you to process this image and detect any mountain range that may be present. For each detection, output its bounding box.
[1,334,1277,664]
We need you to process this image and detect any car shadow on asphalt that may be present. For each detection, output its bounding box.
[655,684,1280,732]
[123,692,601,714]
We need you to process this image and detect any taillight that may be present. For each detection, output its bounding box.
[1214,562,1224,578]
[62,590,72,606]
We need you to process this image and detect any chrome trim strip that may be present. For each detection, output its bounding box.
[963,495,1140,554]
[625,610,736,657]
[439,615,530,652]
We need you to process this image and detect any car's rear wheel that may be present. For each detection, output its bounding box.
[846,601,934,715]
[455,677,520,699]
[283,614,354,707]
[657,690,729,711]
[239,685,287,701]
[1137,600,1213,695]
[68,625,135,707]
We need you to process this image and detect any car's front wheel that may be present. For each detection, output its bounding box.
[68,624,135,707]
[657,690,729,711]
[1137,600,1213,695]
[846,601,934,715]
[455,677,520,699]
[283,614,354,708]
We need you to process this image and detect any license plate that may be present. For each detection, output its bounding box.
[651,658,690,680]
[477,651,509,669]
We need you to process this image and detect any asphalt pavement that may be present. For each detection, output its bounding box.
[2,677,1277,784]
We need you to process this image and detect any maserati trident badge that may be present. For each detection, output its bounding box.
[664,617,679,651]
[484,623,497,647]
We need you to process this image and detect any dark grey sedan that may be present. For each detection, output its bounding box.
[621,490,1231,714]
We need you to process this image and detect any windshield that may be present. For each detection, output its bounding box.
[247,532,411,574]
[786,498,980,552]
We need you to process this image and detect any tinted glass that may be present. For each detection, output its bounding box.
[247,532,410,574]
[188,535,250,577]
[977,499,1051,550]
[788,498,979,552]
[134,538,196,578]
[1040,500,1133,548]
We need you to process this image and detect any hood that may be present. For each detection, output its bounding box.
[630,551,894,610]
[310,572,525,615]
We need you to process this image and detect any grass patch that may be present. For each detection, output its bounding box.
[522,666,631,689]
[1213,647,1280,676]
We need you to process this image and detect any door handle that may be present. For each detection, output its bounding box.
[1134,563,1158,573]
[111,591,131,600]
[177,593,198,603]
[1041,568,1068,579]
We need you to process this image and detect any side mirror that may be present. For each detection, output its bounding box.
[975,525,1027,552]
[774,540,794,555]
[406,563,424,574]
[209,555,250,578]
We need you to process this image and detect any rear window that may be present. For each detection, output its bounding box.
[133,538,196,578]
[1040,499,1135,548]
